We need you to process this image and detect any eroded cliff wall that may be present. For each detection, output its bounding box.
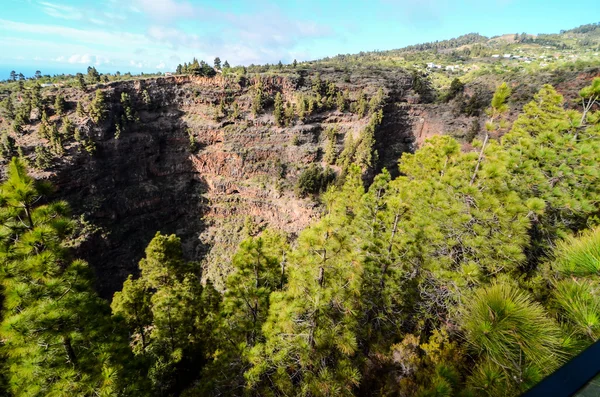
[5,66,596,297]
[11,70,414,296]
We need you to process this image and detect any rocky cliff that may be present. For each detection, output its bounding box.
[3,69,415,296]
[4,66,596,297]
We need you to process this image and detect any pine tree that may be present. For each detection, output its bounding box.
[197,231,288,395]
[87,66,100,83]
[61,116,74,139]
[89,89,107,123]
[38,119,50,140]
[368,88,385,114]
[252,91,263,117]
[247,167,364,396]
[312,73,323,95]
[273,92,284,126]
[112,232,220,395]
[471,82,511,185]
[1,96,15,120]
[353,169,411,354]
[356,90,367,117]
[463,282,564,395]
[142,89,152,108]
[74,127,83,142]
[336,91,346,112]
[297,95,308,121]
[231,102,240,120]
[121,91,136,123]
[218,98,226,119]
[34,145,52,169]
[324,127,338,164]
[355,110,382,169]
[579,77,600,125]
[50,123,63,155]
[76,101,85,117]
[31,83,42,113]
[284,101,294,126]
[0,132,16,160]
[502,84,600,267]
[0,159,145,396]
[76,72,86,90]
[337,132,357,173]
[54,93,65,116]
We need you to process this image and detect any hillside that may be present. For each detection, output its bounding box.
[0,22,599,397]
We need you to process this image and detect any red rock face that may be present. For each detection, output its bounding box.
[16,71,413,295]
[6,67,595,296]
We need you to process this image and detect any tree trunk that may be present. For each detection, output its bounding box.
[62,335,77,365]
[280,251,286,289]
[470,132,489,186]
[24,203,33,229]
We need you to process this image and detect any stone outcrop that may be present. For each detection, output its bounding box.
[7,66,595,297]
[15,71,416,296]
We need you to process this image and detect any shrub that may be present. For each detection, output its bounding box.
[296,164,336,197]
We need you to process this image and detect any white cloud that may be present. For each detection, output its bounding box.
[0,19,150,47]
[103,12,127,21]
[38,1,84,20]
[0,1,335,70]
[95,55,111,66]
[68,54,93,64]
[132,0,196,22]
[90,18,106,26]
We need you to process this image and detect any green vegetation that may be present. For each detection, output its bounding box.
[0,22,599,397]
[295,163,336,197]
[273,92,284,126]
[54,93,65,116]
[89,89,107,123]
[175,58,216,77]
[0,159,146,396]
[0,78,597,396]
[111,232,218,395]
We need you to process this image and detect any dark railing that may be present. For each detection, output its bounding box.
[522,340,600,397]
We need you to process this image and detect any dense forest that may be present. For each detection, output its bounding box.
[0,74,598,396]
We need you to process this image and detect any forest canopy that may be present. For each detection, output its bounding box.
[0,79,599,396]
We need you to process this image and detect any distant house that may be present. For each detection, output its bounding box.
[491,54,500,58]
[503,54,512,58]
[164,72,173,77]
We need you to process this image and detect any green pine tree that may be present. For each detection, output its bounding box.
[0,159,145,396]
[89,89,107,123]
[273,92,284,127]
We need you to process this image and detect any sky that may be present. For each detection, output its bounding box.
[0,0,599,78]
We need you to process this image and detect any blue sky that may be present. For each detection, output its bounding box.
[0,0,598,78]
